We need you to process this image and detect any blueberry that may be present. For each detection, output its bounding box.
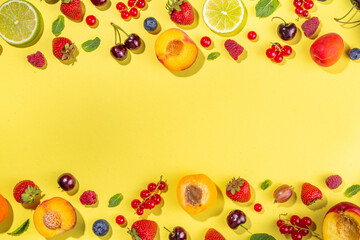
[144,17,158,32]
[349,48,360,60]
[92,219,109,237]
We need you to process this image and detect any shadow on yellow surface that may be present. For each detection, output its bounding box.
[170,50,205,78]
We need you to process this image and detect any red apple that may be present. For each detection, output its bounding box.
[310,33,344,67]
[323,202,360,240]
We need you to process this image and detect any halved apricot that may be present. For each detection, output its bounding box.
[177,174,217,215]
[0,194,8,223]
[33,197,76,238]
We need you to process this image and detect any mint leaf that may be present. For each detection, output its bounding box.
[250,233,276,240]
[260,179,272,190]
[345,185,360,197]
[81,37,101,52]
[52,15,65,35]
[8,219,30,235]
[108,193,123,207]
[255,0,279,18]
[207,52,220,60]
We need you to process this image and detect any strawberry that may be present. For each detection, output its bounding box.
[301,182,322,205]
[166,0,194,25]
[128,219,157,240]
[226,177,251,202]
[205,228,225,240]
[60,0,83,21]
[52,37,75,61]
[13,180,40,204]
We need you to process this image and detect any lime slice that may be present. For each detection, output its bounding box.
[203,0,245,34]
[0,0,42,46]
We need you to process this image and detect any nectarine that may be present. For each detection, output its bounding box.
[0,194,8,223]
[310,33,344,67]
[155,28,198,71]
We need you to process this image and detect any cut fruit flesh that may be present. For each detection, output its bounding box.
[323,212,360,240]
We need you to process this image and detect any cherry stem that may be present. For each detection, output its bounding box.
[335,4,356,21]
[163,227,172,233]
[111,22,129,37]
[272,16,287,25]
[240,224,252,234]
[111,22,122,45]
[334,19,360,24]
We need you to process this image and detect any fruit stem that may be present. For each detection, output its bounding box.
[163,227,172,233]
[281,219,322,238]
[111,22,129,37]
[335,4,356,22]
[239,225,252,234]
[135,176,166,212]
[334,19,360,24]
[111,22,122,45]
[272,16,287,25]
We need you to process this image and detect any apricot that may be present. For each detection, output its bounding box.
[177,174,217,215]
[323,202,360,240]
[155,28,198,71]
[0,194,8,223]
[34,197,76,238]
[310,33,344,67]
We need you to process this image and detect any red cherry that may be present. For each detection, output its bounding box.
[129,7,139,17]
[274,54,283,63]
[136,208,144,215]
[140,190,151,199]
[295,7,304,15]
[200,36,212,48]
[281,45,292,56]
[293,0,302,7]
[151,194,162,205]
[116,215,126,226]
[127,0,135,7]
[85,15,97,26]
[254,203,262,212]
[121,10,130,19]
[247,31,257,40]
[147,183,157,192]
[116,2,127,10]
[302,10,309,17]
[303,0,314,9]
[158,181,167,190]
[131,199,141,209]
[136,0,146,8]
[266,48,276,59]
[276,219,285,227]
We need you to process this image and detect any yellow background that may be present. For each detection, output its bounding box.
[1,0,360,238]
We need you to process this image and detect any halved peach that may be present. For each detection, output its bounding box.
[0,194,8,223]
[33,197,76,238]
[155,28,198,71]
[323,202,360,240]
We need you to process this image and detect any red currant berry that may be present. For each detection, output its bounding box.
[144,200,156,209]
[254,203,262,212]
[288,225,294,233]
[86,15,97,26]
[127,0,135,7]
[136,0,146,8]
[302,10,309,17]
[279,225,290,234]
[129,7,138,17]
[274,54,283,63]
[271,42,282,50]
[293,0,302,7]
[116,2,127,10]
[281,45,292,57]
[291,231,303,240]
[131,199,141,209]
[158,181,167,190]
[140,190,151,199]
[147,182,157,192]
[200,36,212,48]
[121,10,130,19]
[299,229,309,236]
[266,48,276,59]
[151,194,162,205]
[139,203,145,209]
[276,219,285,227]
[247,31,257,40]
[136,208,144,215]
[116,215,126,226]
[301,217,312,227]
[295,7,304,15]
[303,0,314,9]
[290,215,301,226]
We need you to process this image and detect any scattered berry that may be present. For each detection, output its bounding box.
[140,190,151,199]
[121,10,130,19]
[158,181,167,190]
[116,2,127,10]
[52,37,74,61]
[302,10,309,17]
[27,51,46,68]
[13,180,40,204]
[290,215,301,226]
[301,217,312,227]
[148,183,157,192]
[293,0,302,7]
[166,0,195,25]
[277,219,285,227]
[301,183,322,205]
[295,7,304,15]
[144,17,158,32]
[129,7,139,17]
[144,199,156,209]
[92,219,109,237]
[301,17,320,37]
[254,203,262,212]
[136,208,144,216]
[86,15,97,26]
[128,220,158,240]
[57,173,76,191]
[280,224,290,234]
[151,194,162,205]
[205,228,225,240]
[274,54,283,63]
[131,199,141,209]
[291,230,303,240]
[80,190,97,205]
[281,45,293,56]
[349,48,360,60]
[200,36,212,48]
[303,0,314,9]
[116,215,126,226]
[266,48,276,59]
[60,0,83,21]
[224,40,244,61]
[136,0,146,8]
[127,0,135,7]
[247,31,257,40]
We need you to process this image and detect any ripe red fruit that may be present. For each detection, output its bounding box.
[301,182,322,205]
[136,0,146,8]
[254,203,262,212]
[52,37,75,61]
[127,0,135,7]
[277,219,285,227]
[121,10,130,19]
[151,194,162,205]
[200,36,212,48]
[136,208,144,215]
[290,215,301,226]
[60,0,83,21]
[281,45,293,56]
[116,215,126,226]
[325,175,342,190]
[13,180,40,204]
[116,2,127,10]
[303,0,314,9]
[158,181,167,190]
[79,190,97,205]
[166,0,194,25]
[301,217,312,227]
[144,200,156,209]
[140,190,151,199]
[274,54,284,63]
[147,183,157,192]
[131,199,141,209]
[27,51,46,68]
[205,228,225,240]
[129,7,139,17]
[224,39,244,61]
[247,31,257,40]
[266,48,276,59]
[295,7,304,15]
[86,15,97,26]
[302,10,309,17]
[293,0,302,7]
[128,220,158,240]
[226,177,251,202]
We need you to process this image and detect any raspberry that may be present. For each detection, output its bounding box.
[27,51,46,68]
[224,39,244,61]
[325,175,342,190]
[80,190,98,205]
[301,17,320,37]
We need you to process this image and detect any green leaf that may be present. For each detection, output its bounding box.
[81,37,101,52]
[345,185,360,197]
[260,179,272,190]
[250,233,276,240]
[255,0,279,18]
[52,15,65,35]
[207,52,220,60]
[108,193,123,207]
[8,219,30,235]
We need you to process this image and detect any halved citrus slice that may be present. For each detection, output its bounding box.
[203,0,246,34]
[0,0,42,46]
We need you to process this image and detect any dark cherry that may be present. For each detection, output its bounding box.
[57,173,76,191]
[111,44,128,61]
[91,0,107,6]
[166,226,187,240]
[272,17,297,41]
[227,210,247,229]
[125,34,142,50]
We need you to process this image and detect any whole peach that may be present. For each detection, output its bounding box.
[310,33,344,67]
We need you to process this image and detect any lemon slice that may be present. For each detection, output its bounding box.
[0,0,42,46]
[203,0,245,34]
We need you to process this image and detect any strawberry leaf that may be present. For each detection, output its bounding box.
[260,179,272,190]
[345,185,360,197]
[108,193,123,207]
[8,219,30,235]
[174,5,181,11]
[52,16,65,36]
[255,0,279,18]
[250,233,276,240]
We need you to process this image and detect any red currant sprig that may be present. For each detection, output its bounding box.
[265,43,293,64]
[277,214,322,240]
[116,0,146,20]
[293,0,314,18]
[131,176,167,216]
